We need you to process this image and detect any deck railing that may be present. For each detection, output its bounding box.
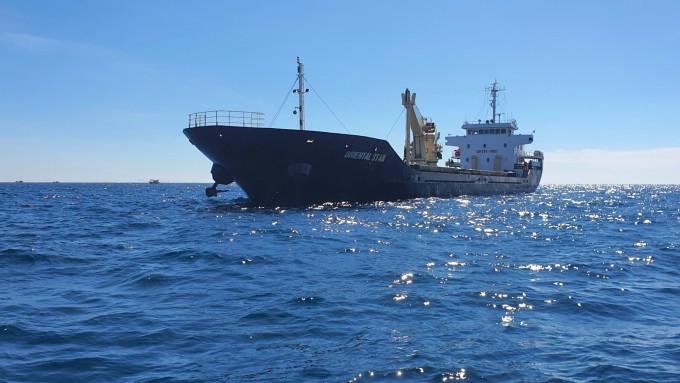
[188,110,265,128]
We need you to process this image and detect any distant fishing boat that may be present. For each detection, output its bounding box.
[184,58,543,206]
[149,179,160,184]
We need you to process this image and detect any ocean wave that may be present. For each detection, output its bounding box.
[2,184,679,382]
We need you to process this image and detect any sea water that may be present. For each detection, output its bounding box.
[1,183,678,382]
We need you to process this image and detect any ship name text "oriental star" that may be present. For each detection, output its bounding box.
[344,151,387,163]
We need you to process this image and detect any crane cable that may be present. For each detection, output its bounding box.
[385,108,405,140]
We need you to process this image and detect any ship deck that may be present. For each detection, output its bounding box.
[409,164,516,177]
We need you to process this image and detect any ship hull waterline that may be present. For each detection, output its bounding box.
[183,125,542,207]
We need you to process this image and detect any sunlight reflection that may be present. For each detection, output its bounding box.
[349,366,467,382]
[392,273,414,285]
[393,293,407,301]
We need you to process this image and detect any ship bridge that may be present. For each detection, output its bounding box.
[444,82,539,174]
[461,119,518,135]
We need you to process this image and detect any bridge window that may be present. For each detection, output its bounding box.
[502,129,507,134]
[483,144,486,148]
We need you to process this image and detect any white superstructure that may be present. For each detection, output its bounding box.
[445,82,543,175]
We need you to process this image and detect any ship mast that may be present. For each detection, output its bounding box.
[486,80,504,123]
[293,57,309,130]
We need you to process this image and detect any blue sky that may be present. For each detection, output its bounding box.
[1,0,679,184]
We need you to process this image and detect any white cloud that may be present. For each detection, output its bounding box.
[0,31,62,53]
[543,147,680,184]
[0,31,119,59]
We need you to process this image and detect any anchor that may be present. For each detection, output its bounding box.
[205,182,228,197]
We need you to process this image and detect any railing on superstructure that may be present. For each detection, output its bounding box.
[188,110,265,128]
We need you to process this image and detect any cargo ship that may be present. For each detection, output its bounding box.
[183,58,543,207]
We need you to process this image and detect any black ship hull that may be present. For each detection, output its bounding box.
[184,125,542,207]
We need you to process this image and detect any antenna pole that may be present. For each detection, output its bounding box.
[295,57,306,131]
[491,81,497,123]
[486,80,504,123]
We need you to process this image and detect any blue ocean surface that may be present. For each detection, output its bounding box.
[1,183,679,382]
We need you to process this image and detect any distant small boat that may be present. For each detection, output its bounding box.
[149,179,160,184]
[15,180,24,183]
